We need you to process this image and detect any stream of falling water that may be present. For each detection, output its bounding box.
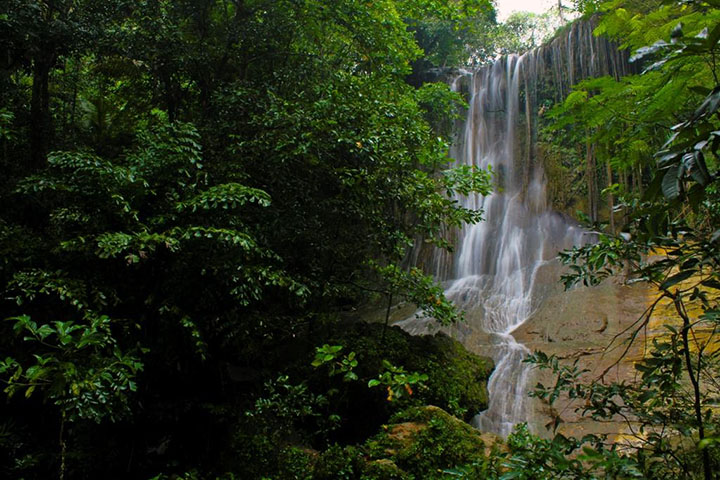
[397,20,631,437]
[395,39,620,436]
[454,54,589,437]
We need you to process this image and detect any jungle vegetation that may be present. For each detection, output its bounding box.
[0,0,719,479]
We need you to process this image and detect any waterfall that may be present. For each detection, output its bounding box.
[396,19,631,437]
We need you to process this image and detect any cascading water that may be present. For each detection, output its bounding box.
[396,20,631,437]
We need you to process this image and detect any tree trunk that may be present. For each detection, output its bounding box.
[606,160,615,233]
[382,293,393,343]
[30,56,53,170]
[585,139,598,222]
[621,168,630,227]
[59,411,66,480]
[70,58,79,135]
[673,294,712,480]
[635,163,643,197]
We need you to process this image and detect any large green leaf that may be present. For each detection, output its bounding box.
[660,269,695,290]
[661,164,682,200]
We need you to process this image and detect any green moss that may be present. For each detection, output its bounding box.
[413,334,492,419]
[360,459,411,480]
[311,445,413,480]
[272,404,503,479]
[227,430,280,478]
[365,406,495,479]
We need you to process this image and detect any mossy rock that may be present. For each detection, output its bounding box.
[360,459,410,480]
[284,406,504,479]
[408,333,493,419]
[311,445,411,480]
[223,319,494,476]
[315,321,493,424]
[365,406,502,479]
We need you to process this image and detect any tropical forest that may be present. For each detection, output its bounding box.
[1,0,719,478]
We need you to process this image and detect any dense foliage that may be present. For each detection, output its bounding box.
[0,0,501,478]
[3,0,719,478]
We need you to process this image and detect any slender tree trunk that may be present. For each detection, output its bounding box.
[673,294,712,480]
[606,160,615,233]
[621,168,629,227]
[635,163,644,197]
[585,138,598,222]
[160,69,178,122]
[70,58,79,135]
[382,293,393,343]
[59,411,66,480]
[30,56,52,170]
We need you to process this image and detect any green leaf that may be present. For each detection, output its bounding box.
[661,165,681,200]
[683,151,710,186]
[660,270,695,290]
[700,279,720,290]
[699,437,720,449]
[708,23,720,48]
[690,86,712,96]
[24,385,36,398]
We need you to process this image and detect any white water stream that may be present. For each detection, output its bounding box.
[453,54,587,436]
[396,31,628,434]
[397,20,631,436]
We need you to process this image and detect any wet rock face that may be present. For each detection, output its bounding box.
[512,278,653,438]
[382,274,654,439]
